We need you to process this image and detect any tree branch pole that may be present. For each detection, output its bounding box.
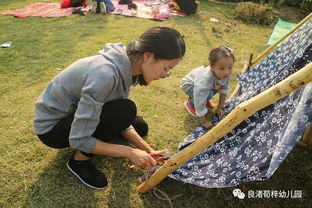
[229,61,250,98]
[138,62,312,193]
[303,124,312,147]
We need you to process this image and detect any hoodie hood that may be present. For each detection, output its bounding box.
[98,43,132,88]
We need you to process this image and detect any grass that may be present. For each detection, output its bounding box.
[0,0,311,207]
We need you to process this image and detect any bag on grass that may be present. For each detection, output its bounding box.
[175,0,198,15]
[71,0,86,7]
[61,0,71,8]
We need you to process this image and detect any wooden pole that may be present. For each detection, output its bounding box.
[138,62,312,193]
[230,62,250,98]
[302,124,312,147]
[251,13,312,67]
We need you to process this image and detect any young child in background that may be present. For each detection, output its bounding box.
[180,45,235,129]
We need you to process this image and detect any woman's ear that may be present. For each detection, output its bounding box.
[142,52,154,62]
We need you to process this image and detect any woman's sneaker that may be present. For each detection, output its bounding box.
[99,2,107,14]
[66,155,108,190]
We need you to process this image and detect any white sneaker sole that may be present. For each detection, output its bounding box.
[91,1,97,14]
[100,2,107,14]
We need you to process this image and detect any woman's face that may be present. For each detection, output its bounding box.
[140,53,181,83]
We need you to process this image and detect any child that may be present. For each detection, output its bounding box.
[180,45,235,129]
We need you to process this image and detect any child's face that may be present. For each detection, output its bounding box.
[211,56,234,80]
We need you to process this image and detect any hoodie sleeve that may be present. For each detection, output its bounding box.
[68,69,116,153]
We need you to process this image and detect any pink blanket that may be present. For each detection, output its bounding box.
[0,2,81,18]
[110,0,183,20]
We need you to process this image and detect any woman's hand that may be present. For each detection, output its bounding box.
[127,148,157,169]
[149,148,170,156]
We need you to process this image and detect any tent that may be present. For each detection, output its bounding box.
[138,13,312,192]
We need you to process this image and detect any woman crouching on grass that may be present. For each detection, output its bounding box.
[34,27,186,190]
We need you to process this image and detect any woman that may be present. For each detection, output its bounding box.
[34,27,186,190]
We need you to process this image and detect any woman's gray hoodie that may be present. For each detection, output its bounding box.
[34,43,132,153]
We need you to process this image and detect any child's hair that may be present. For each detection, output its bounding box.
[208,45,235,66]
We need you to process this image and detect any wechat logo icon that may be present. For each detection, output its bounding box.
[233,188,245,199]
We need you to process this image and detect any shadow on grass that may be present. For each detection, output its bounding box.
[21,149,100,208]
[142,110,312,207]
[139,173,241,208]
[19,145,137,208]
[139,144,312,208]
[18,134,312,207]
[20,140,141,208]
[96,137,147,207]
[96,154,134,207]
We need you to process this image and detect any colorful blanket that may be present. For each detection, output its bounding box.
[110,0,183,20]
[0,1,180,19]
[267,18,297,46]
[169,18,312,188]
[0,2,77,18]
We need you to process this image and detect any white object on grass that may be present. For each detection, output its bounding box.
[0,41,12,48]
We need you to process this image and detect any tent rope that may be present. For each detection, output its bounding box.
[140,169,182,208]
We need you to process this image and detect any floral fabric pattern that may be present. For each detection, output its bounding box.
[169,19,312,188]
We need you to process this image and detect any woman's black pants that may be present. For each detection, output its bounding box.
[37,99,148,157]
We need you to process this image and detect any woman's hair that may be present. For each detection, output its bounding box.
[209,45,235,66]
[127,27,186,86]
[127,26,186,60]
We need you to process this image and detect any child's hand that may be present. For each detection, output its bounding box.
[198,116,213,129]
[215,108,225,117]
[214,84,222,91]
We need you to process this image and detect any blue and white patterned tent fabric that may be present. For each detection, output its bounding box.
[169,18,312,188]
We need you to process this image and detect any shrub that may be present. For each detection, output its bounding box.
[227,0,311,15]
[233,2,278,25]
[276,0,311,15]
[299,0,312,15]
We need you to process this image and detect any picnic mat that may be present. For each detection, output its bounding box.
[0,2,75,18]
[110,0,183,20]
[267,18,297,46]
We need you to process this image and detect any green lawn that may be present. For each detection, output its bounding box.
[0,0,311,207]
